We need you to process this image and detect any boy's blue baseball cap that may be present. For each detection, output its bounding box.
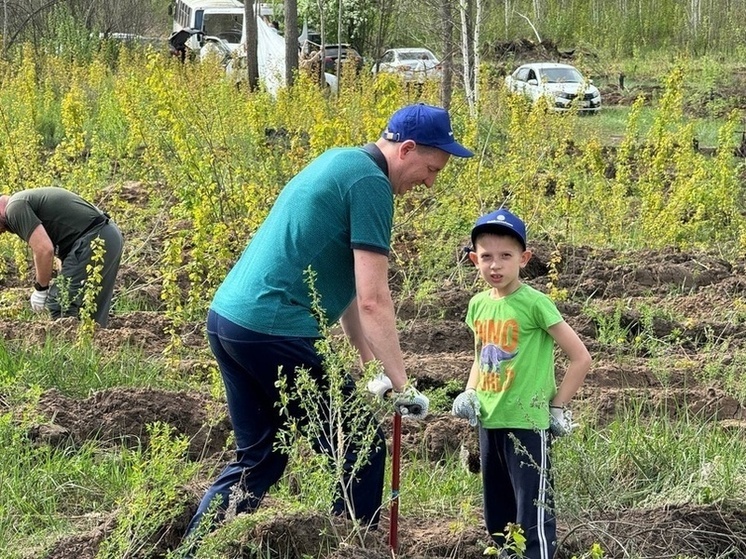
[382,103,474,158]
[471,208,527,249]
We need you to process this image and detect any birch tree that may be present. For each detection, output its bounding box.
[459,0,474,113]
[459,0,482,116]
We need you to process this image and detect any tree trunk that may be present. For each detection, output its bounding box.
[285,0,298,86]
[316,0,325,87]
[335,0,342,79]
[245,0,259,90]
[459,0,474,114]
[371,0,394,74]
[473,0,481,118]
[439,0,453,109]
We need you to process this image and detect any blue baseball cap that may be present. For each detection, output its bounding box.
[382,103,474,158]
[471,208,527,249]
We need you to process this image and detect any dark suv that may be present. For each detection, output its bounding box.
[322,44,363,74]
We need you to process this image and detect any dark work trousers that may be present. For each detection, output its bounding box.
[47,221,123,327]
[185,310,387,538]
[480,427,556,559]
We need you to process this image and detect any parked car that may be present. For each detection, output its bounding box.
[372,47,442,82]
[505,62,601,113]
[322,44,363,74]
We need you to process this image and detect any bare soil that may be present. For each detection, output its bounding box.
[4,238,746,558]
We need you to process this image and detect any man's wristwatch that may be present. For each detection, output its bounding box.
[34,281,49,291]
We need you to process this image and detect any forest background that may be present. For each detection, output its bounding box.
[4,0,746,61]
[3,1,746,559]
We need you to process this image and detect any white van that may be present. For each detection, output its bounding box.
[171,0,274,53]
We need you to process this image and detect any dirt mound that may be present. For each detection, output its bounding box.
[44,513,115,559]
[31,387,231,461]
[16,244,746,558]
[43,501,746,559]
[559,501,746,558]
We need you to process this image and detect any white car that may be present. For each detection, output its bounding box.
[505,62,601,113]
[372,48,442,82]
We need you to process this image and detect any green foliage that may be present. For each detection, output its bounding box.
[42,5,100,64]
[698,342,746,403]
[426,379,464,413]
[484,522,527,557]
[397,449,481,514]
[572,543,606,559]
[0,415,195,558]
[583,299,683,361]
[78,237,106,339]
[96,422,196,558]
[479,0,746,57]
[0,45,743,320]
[274,267,385,546]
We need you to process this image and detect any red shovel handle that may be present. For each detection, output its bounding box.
[389,411,402,554]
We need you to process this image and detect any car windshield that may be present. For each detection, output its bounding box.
[399,50,435,61]
[203,13,243,43]
[538,67,584,83]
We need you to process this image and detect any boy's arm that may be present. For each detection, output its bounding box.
[451,336,482,425]
[548,320,591,407]
[465,337,481,390]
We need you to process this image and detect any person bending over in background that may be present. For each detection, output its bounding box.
[0,186,123,327]
[452,207,591,559]
[183,103,474,547]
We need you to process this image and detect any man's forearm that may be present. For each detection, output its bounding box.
[28,225,55,287]
[357,297,407,390]
[32,251,54,286]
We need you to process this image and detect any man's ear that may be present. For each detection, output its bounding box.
[398,139,416,158]
[468,250,479,266]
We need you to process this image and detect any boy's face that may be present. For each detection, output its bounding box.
[468,233,531,296]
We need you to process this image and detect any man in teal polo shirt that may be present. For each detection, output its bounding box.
[184,103,473,545]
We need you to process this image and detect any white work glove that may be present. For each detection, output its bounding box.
[549,406,577,437]
[29,289,49,313]
[366,373,393,399]
[451,388,480,427]
[393,387,429,420]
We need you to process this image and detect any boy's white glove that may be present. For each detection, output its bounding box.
[549,406,577,437]
[366,373,393,399]
[393,387,429,420]
[451,388,480,427]
[30,289,49,312]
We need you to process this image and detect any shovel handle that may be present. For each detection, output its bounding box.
[389,411,402,554]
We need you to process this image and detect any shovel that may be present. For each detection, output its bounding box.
[389,410,402,554]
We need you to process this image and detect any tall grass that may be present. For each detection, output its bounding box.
[0,336,182,399]
[556,406,746,512]
[0,416,198,558]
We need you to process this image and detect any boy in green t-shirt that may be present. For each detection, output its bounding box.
[452,208,591,559]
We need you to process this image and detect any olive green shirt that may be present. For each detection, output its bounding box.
[5,187,104,259]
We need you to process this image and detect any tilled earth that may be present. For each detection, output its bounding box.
[6,241,746,559]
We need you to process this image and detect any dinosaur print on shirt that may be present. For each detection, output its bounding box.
[474,318,519,393]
